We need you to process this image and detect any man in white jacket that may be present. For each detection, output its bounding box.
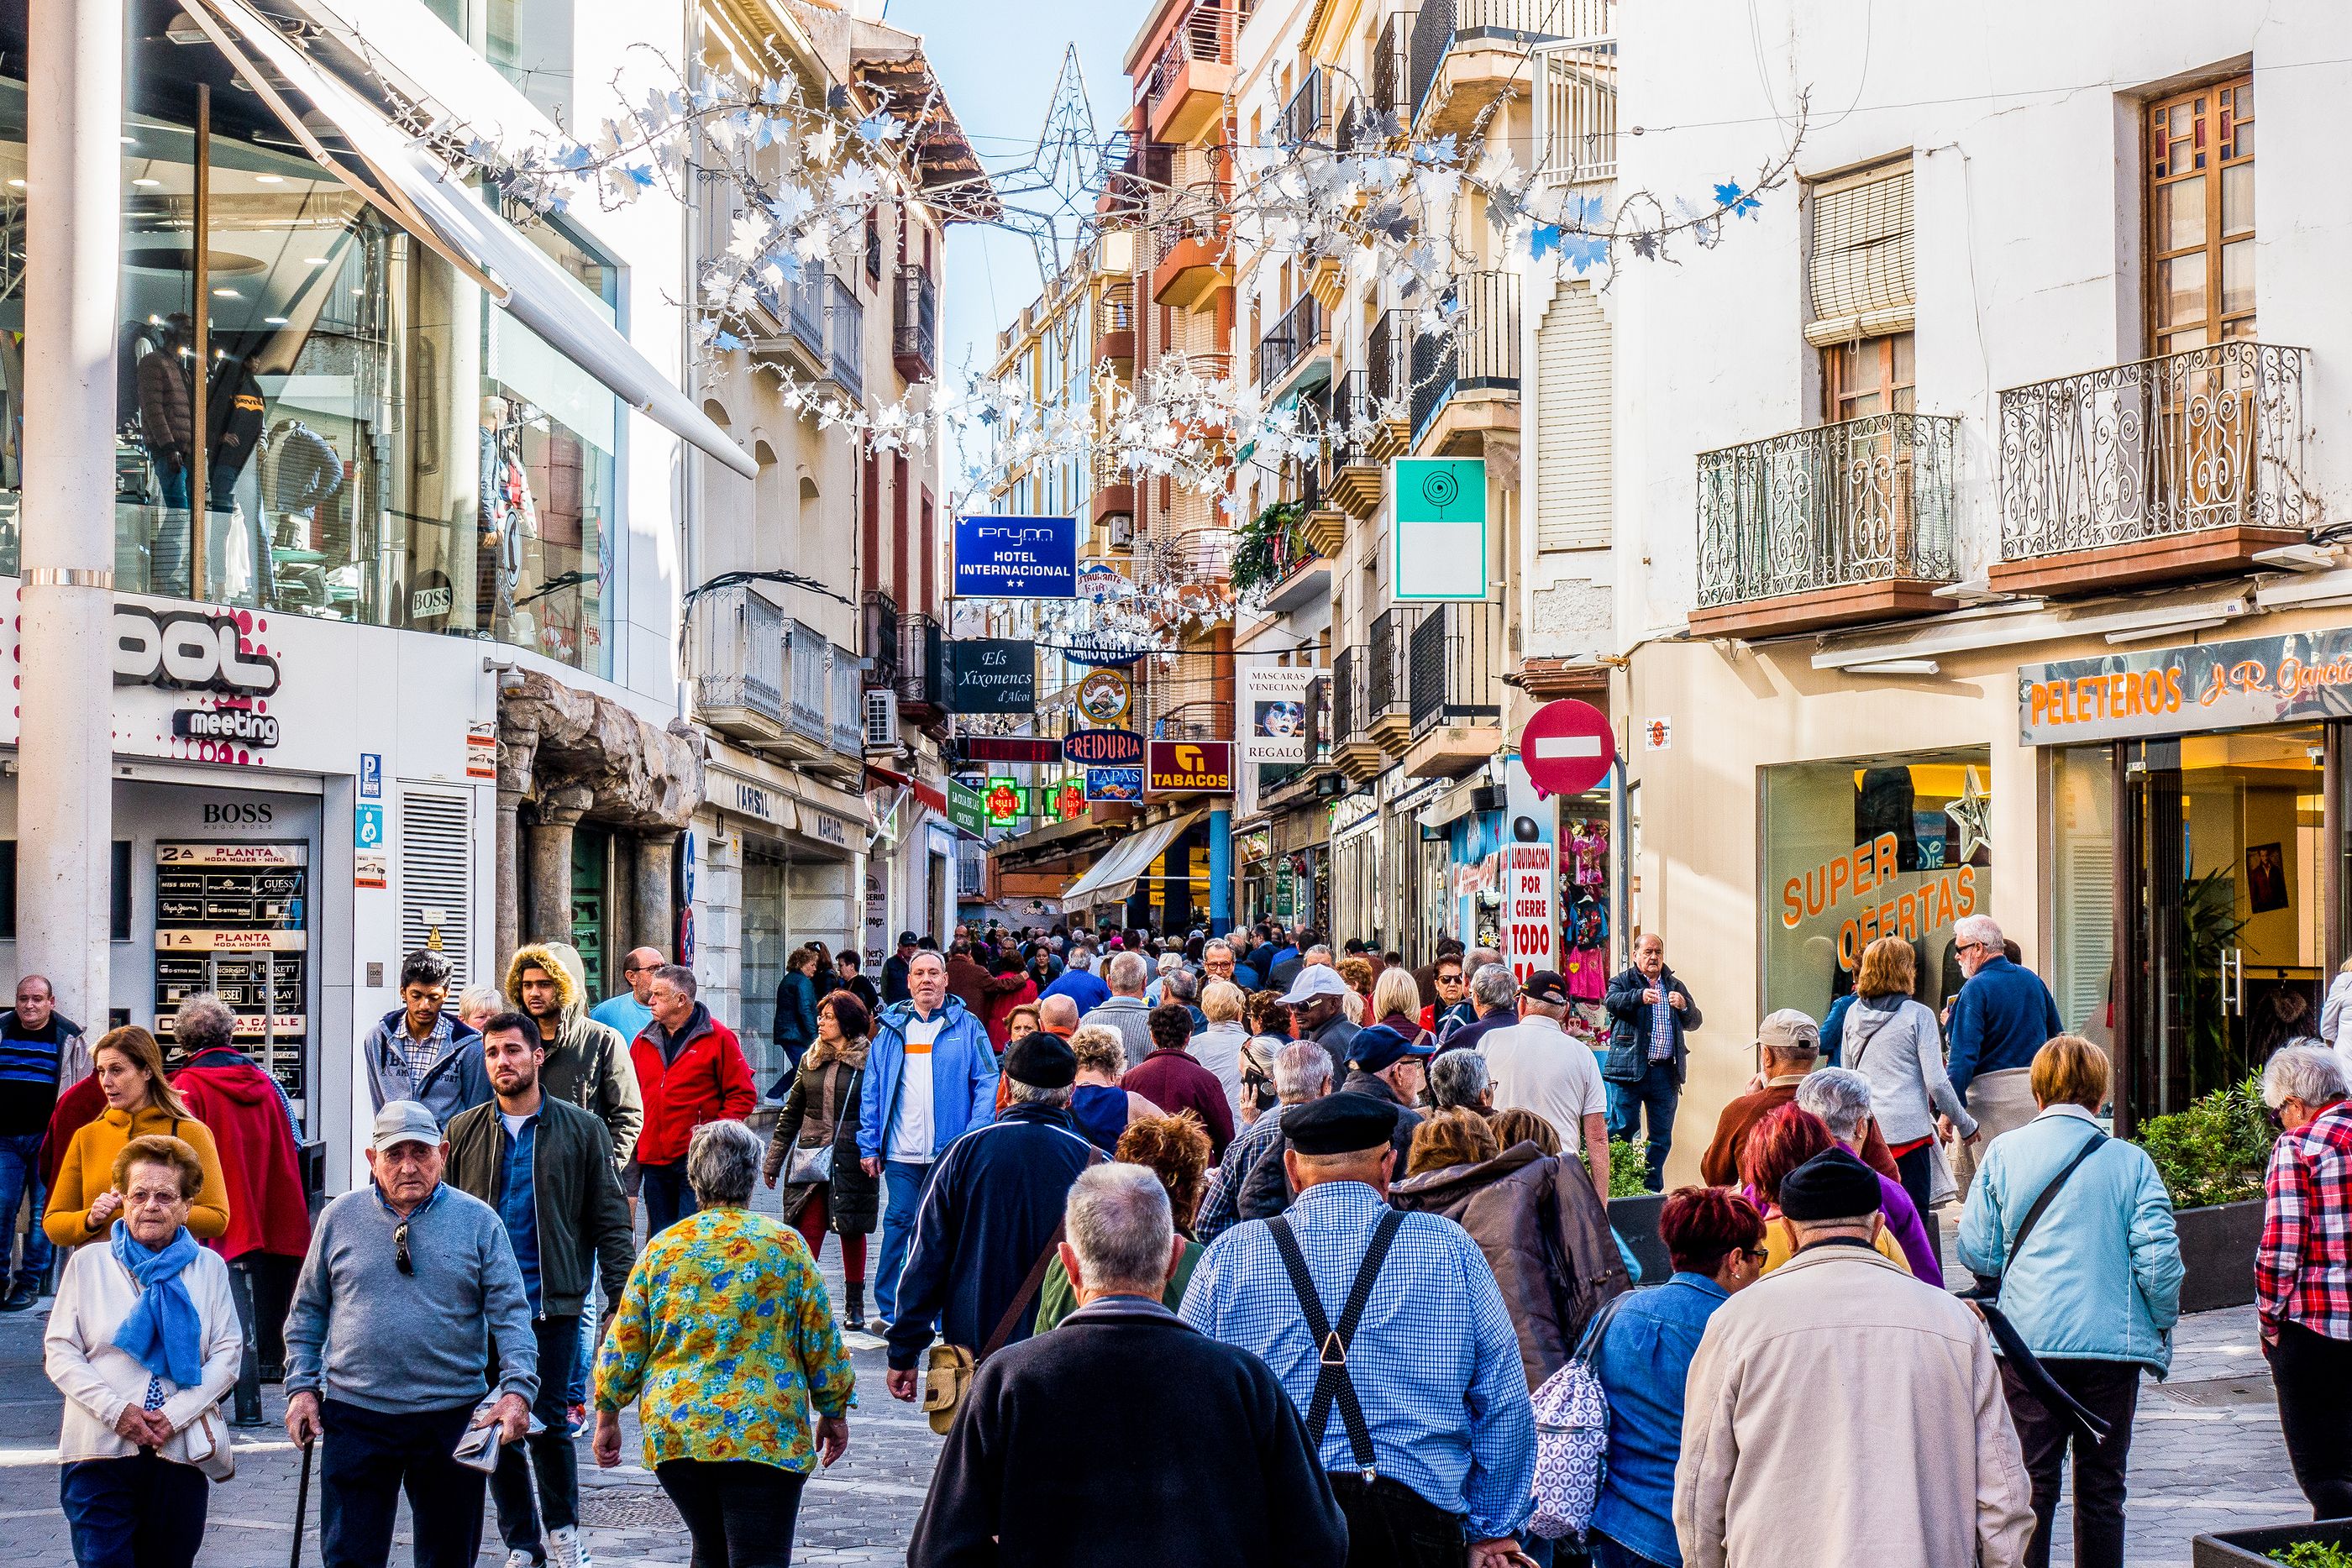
[1676,1147,2034,1568]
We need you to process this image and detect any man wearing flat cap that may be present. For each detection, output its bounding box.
[1184,1093,1536,1568]
[885,1033,1100,1400]
[1677,1147,2034,1568]
[1699,1009,1900,1186]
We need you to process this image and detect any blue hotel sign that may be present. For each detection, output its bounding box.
[953,515,1077,599]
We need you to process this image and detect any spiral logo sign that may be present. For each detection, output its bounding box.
[1392,458,1489,600]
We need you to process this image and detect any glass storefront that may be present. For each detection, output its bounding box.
[1762,751,1993,1025]
[0,15,622,676]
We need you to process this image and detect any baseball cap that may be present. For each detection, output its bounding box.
[371,1099,442,1153]
[1757,1008,1821,1054]
[1522,969,1570,1005]
[1279,966,1354,1006]
[1348,1023,1434,1076]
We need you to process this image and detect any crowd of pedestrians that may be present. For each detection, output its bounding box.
[11,909,2352,1568]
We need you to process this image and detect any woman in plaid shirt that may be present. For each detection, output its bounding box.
[2258,1043,2352,1520]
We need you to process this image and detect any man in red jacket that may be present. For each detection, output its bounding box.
[630,964,755,1237]
[168,993,311,1425]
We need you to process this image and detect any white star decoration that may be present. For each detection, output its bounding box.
[1945,764,1992,863]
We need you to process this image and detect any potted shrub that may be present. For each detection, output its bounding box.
[2189,1518,2352,1565]
[2136,1075,2275,1314]
[1599,1138,1673,1284]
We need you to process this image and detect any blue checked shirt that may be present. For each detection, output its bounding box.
[1179,1180,1536,1541]
[1197,1104,1291,1245]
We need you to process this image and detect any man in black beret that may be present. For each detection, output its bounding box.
[1677,1146,2033,1568]
[885,1032,1098,1406]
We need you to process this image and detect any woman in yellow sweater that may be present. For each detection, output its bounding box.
[45,1027,229,1247]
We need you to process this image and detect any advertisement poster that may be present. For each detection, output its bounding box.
[952,515,1078,599]
[1085,766,1143,803]
[1240,665,1320,765]
[1500,756,1557,981]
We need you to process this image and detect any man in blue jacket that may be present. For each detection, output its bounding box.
[1037,947,1110,1015]
[360,949,490,1128]
[1944,914,2063,1185]
[884,1032,1097,1399]
[860,950,1000,1330]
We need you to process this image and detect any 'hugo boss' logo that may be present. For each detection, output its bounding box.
[113,606,282,696]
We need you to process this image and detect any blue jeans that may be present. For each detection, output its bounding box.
[641,1161,697,1239]
[1606,1059,1680,1193]
[61,1450,208,1568]
[874,1159,933,1325]
[570,1259,599,1408]
[1588,1530,1672,1568]
[0,1130,51,1289]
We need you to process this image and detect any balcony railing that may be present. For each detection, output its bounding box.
[693,582,785,729]
[1280,66,1330,148]
[1696,412,1961,608]
[862,589,900,690]
[1374,12,1417,123]
[1368,609,1408,721]
[1997,341,2310,559]
[892,266,937,382]
[1327,369,1377,471]
[831,653,864,757]
[1534,29,1618,186]
[1410,0,1586,123]
[1411,270,1520,442]
[788,621,831,744]
[897,611,943,708]
[1258,293,1326,394]
[1144,2,1237,104]
[1410,600,1504,735]
[1368,310,1409,412]
[826,276,864,401]
[1332,647,1363,744]
[787,264,826,359]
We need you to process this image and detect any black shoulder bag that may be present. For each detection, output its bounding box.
[1267,1209,1405,1482]
[1959,1126,2113,1445]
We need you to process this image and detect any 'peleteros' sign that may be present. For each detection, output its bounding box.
[2020,628,2352,745]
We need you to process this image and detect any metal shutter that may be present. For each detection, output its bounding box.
[398,789,474,989]
[1536,281,1612,553]
[1807,161,1914,346]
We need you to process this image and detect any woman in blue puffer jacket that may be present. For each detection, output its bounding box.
[1957,1034,2182,1568]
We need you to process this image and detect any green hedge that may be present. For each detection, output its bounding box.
[2136,1075,2276,1209]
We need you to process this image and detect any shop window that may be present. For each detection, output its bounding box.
[421,0,576,125]
[2051,747,2116,1039]
[1761,752,1992,1025]
[0,841,132,941]
[2147,76,2255,354]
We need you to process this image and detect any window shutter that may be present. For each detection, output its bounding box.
[398,789,474,989]
[2055,834,2113,1032]
[1806,161,1914,347]
[1536,281,1612,553]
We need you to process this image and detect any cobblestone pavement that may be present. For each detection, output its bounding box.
[0,1187,2313,1565]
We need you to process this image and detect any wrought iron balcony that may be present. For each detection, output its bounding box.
[861,589,900,690]
[1409,600,1504,737]
[1693,412,1961,630]
[896,611,943,711]
[1332,647,1363,745]
[1411,270,1520,446]
[1374,13,1417,123]
[1144,2,1237,144]
[787,264,827,362]
[1258,293,1326,395]
[1410,0,1589,128]
[891,266,937,382]
[1368,608,1410,731]
[693,583,785,741]
[1995,341,2309,589]
[825,276,863,402]
[1280,66,1331,148]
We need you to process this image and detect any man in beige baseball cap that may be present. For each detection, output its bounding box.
[1700,1008,1901,1185]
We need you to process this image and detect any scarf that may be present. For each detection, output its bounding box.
[109,1220,205,1389]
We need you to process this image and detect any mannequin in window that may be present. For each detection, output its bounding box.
[206,350,274,607]
[478,395,539,643]
[137,314,197,591]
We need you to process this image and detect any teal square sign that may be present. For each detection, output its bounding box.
[1392,457,1488,600]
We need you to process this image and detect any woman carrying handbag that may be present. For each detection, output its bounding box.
[45,1134,244,1568]
[764,991,879,1329]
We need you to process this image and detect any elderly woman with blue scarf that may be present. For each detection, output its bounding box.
[45,1133,243,1568]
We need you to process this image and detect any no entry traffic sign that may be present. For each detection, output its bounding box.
[1519,699,1615,799]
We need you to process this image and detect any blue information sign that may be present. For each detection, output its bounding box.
[953,515,1077,599]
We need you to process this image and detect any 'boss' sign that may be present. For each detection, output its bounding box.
[113,606,282,696]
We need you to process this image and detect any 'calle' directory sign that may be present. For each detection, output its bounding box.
[953,515,1077,599]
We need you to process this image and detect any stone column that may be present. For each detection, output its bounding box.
[525,784,593,947]
[494,784,528,974]
[634,831,677,960]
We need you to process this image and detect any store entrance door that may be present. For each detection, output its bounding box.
[2121,724,2336,1128]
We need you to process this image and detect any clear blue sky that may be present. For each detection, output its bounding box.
[883,0,1138,408]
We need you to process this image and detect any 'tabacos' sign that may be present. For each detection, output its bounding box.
[952,515,1077,599]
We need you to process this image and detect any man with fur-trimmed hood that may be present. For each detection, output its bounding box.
[505,941,642,1172]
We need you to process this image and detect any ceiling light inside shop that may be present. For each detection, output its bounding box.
[255,175,283,183]
[132,177,160,186]
[303,256,329,265]
[264,316,288,324]
[213,287,239,298]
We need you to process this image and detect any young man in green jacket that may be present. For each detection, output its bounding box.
[446,1013,634,1568]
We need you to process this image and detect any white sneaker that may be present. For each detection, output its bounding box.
[502,1553,535,1568]
[548,1525,586,1568]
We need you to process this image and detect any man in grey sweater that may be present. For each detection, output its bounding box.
[285,1100,536,1568]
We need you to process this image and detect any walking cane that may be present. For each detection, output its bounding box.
[288,1439,313,1568]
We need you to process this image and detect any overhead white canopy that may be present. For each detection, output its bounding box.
[1060,811,1203,914]
[185,0,759,480]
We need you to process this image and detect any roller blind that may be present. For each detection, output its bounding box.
[1806,160,1914,347]
[1536,281,1612,553]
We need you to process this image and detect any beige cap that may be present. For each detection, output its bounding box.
[1757,1008,1821,1054]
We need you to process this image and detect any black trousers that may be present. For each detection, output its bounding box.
[318,1398,486,1568]
[491,1314,581,1558]
[1893,1141,1937,1221]
[1998,1357,2140,1568]
[2271,1319,2352,1519]
[655,1458,808,1568]
[1325,1473,1465,1568]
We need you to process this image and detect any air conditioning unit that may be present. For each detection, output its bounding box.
[864,687,901,752]
[1106,512,1136,550]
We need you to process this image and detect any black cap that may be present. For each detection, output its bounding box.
[1347,1023,1434,1076]
[1002,1030,1077,1089]
[1777,1148,1884,1223]
[1283,1093,1402,1156]
[1522,969,1570,1005]
[897,931,920,947]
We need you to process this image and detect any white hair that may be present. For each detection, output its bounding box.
[1068,948,1095,973]
[1796,1067,1875,1141]
[686,1119,761,1207]
[1202,939,1233,962]
[1273,1041,1332,1101]
[1065,1164,1173,1294]
[1106,952,1148,994]
[1470,962,1517,1011]
[1428,1049,1489,1112]
[1954,914,2004,952]
[1157,952,1184,975]
[2264,1044,2349,1109]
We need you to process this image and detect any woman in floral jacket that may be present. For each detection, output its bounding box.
[594,1119,853,1565]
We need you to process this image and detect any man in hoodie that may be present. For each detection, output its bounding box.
[168,994,312,1424]
[859,950,1000,1332]
[360,948,491,1127]
[629,965,756,1237]
[0,973,87,1310]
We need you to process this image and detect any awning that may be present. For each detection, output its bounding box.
[865,763,948,817]
[183,0,759,480]
[1059,810,1201,912]
[1419,770,1494,830]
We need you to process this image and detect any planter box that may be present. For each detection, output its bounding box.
[1609,1193,1672,1285]
[2176,1199,2265,1314]
[2192,1517,2352,1566]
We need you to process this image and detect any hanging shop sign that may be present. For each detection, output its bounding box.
[2017,627,2352,745]
[113,605,282,695]
[960,736,1063,765]
[1074,668,1132,725]
[1500,758,1557,981]
[1393,457,1488,602]
[1240,665,1320,765]
[1148,740,1234,794]
[984,777,1025,826]
[948,779,990,836]
[947,639,1037,714]
[1519,699,1615,799]
[1032,779,1089,822]
[1085,766,1143,803]
[953,514,1078,599]
[1063,727,1144,767]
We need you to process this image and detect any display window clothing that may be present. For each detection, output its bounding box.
[1567,821,1610,888]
